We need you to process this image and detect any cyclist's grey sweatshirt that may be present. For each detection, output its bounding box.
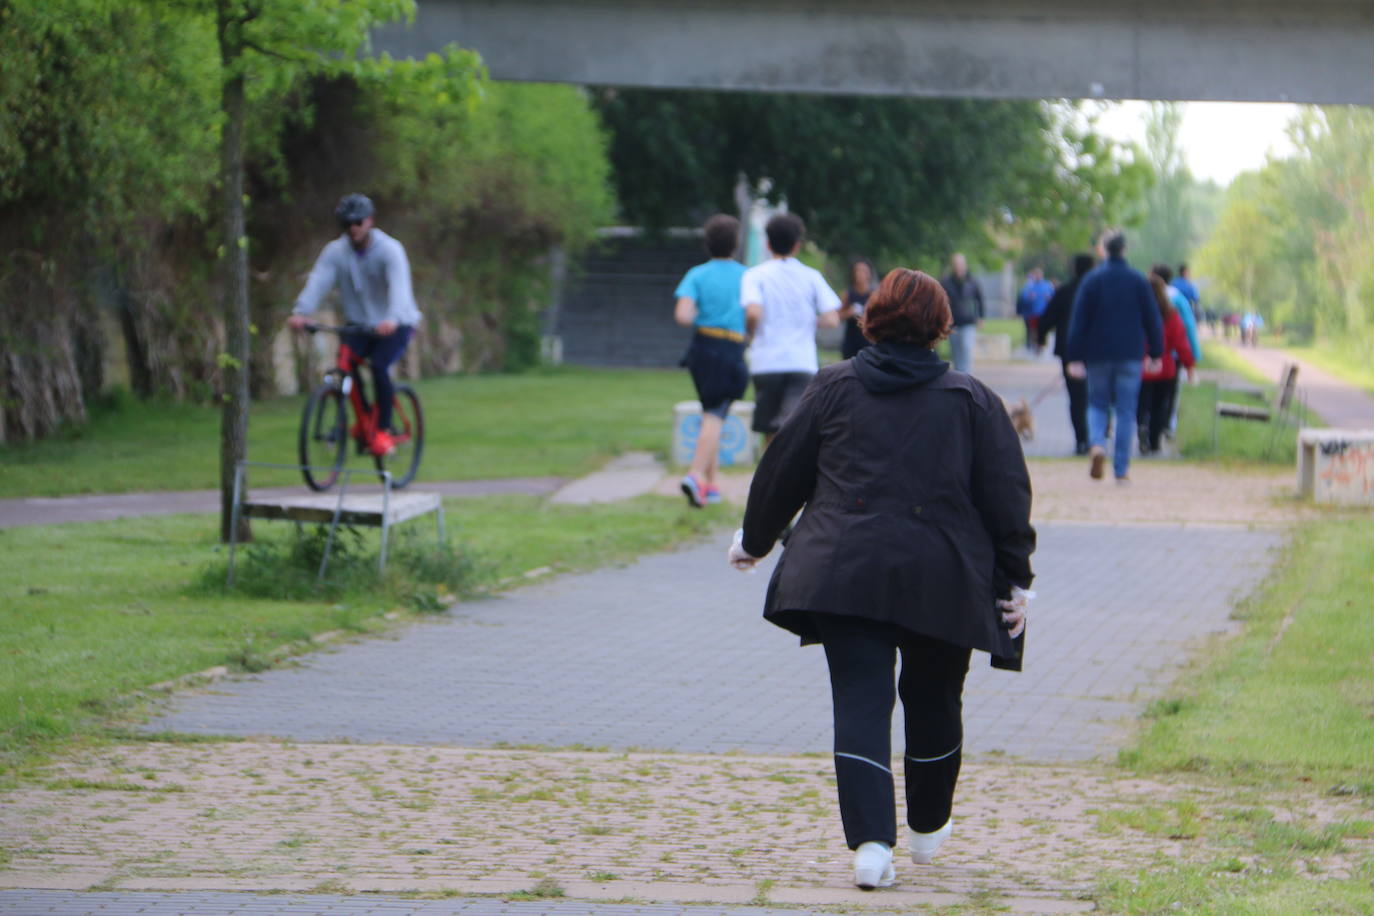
[292,228,422,328]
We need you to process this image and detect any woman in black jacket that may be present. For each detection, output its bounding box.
[728,268,1035,890]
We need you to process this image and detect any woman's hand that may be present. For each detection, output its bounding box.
[996,585,1034,638]
[727,529,759,571]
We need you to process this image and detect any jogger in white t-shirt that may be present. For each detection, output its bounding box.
[742,214,841,444]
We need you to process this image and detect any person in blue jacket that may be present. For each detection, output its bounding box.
[1015,267,1054,353]
[1065,231,1163,483]
[1152,264,1200,439]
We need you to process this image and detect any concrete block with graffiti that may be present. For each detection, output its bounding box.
[1298,428,1374,505]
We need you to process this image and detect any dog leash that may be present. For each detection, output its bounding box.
[1027,373,1063,408]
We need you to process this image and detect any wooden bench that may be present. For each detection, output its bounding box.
[1216,362,1299,422]
[226,461,445,586]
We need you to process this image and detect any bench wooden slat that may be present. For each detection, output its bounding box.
[240,491,442,527]
[1216,402,1272,421]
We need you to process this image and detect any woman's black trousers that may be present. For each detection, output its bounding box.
[814,614,971,850]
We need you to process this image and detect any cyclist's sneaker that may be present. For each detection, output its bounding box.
[704,484,723,504]
[370,430,397,457]
[680,473,705,508]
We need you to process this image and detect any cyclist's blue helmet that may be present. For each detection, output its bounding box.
[334,193,375,228]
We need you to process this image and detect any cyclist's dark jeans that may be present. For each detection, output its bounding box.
[343,325,413,431]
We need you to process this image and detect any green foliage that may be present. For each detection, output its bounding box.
[2,0,615,445]
[1195,105,1374,350]
[368,78,615,371]
[1123,102,1226,276]
[0,0,219,223]
[594,89,1115,268]
[194,524,484,609]
[1007,102,1156,275]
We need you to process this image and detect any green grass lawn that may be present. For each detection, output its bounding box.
[1097,517,1374,913]
[0,366,693,498]
[1175,344,1314,464]
[0,494,726,772]
[1122,518,1374,783]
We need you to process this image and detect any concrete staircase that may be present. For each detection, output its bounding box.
[555,234,703,368]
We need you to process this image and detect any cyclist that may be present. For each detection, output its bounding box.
[288,193,421,456]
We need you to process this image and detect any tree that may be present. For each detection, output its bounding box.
[1004,102,1154,277]
[175,0,413,541]
[1129,103,1194,271]
[592,89,1073,268]
[1194,105,1374,345]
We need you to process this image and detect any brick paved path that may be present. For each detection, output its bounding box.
[143,525,1280,761]
[0,355,1309,914]
[0,891,875,916]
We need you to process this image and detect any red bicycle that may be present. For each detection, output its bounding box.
[298,323,424,491]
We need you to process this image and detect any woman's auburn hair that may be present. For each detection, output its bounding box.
[861,268,953,346]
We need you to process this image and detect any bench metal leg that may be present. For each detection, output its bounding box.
[318,473,350,583]
[378,472,393,575]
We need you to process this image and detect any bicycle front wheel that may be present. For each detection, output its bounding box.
[299,384,348,491]
[375,384,424,489]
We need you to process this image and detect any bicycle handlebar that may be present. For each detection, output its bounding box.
[302,322,379,337]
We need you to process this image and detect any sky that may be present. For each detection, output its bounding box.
[1089,100,1301,186]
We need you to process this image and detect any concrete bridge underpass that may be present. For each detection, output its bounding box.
[375,1,1374,105]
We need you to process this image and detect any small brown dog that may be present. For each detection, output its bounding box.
[1006,397,1035,441]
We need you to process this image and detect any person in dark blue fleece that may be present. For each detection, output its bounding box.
[1065,231,1164,483]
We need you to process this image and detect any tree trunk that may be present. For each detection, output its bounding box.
[217,9,251,544]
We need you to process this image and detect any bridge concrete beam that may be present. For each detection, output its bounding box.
[374,1,1374,104]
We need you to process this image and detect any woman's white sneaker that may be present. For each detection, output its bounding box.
[852,840,895,890]
[908,819,952,864]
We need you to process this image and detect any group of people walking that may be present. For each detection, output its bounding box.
[673,214,994,506]
[1030,231,1199,482]
[676,213,1035,890]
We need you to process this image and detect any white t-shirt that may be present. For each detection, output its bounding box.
[741,258,841,374]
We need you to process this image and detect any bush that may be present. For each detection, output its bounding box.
[194,524,487,611]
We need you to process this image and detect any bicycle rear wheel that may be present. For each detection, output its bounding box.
[299,384,348,491]
[375,384,424,489]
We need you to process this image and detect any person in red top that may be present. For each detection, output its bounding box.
[1137,273,1195,455]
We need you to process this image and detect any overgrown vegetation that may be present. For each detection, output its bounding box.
[0,0,612,444]
[193,524,484,609]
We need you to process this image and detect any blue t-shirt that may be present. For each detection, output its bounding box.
[675,259,746,335]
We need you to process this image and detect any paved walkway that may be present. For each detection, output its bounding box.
[0,354,1318,914]
[0,892,886,916]
[0,478,564,529]
[1226,341,1374,427]
[141,525,1278,760]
